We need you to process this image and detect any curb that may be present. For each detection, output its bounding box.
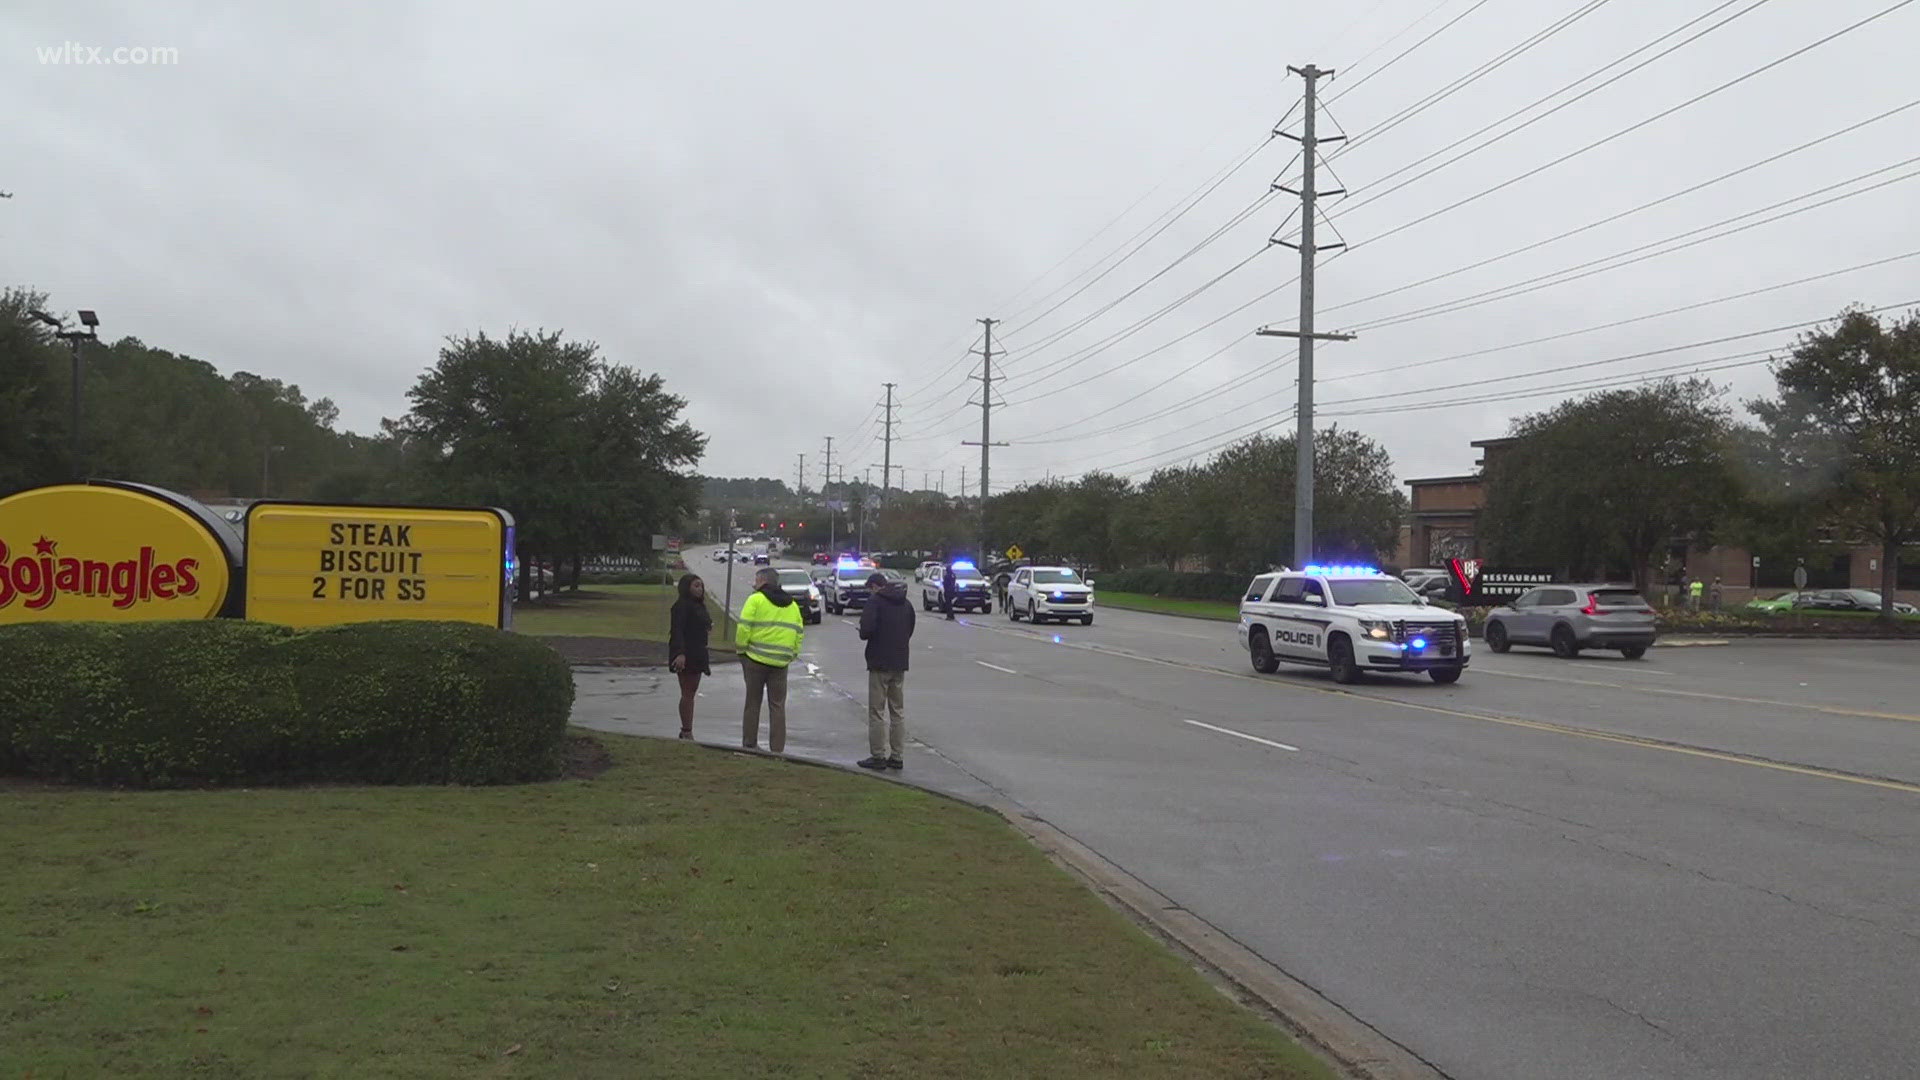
[666,735,1443,1080]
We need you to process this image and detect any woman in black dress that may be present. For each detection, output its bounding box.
[667,573,713,739]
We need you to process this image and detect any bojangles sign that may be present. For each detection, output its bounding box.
[0,483,237,623]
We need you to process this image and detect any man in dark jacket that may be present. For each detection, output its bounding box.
[857,572,915,770]
[940,565,959,621]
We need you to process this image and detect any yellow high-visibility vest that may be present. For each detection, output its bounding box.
[736,590,805,668]
[1689,580,1704,597]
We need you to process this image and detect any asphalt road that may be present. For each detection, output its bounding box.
[699,553,1920,1079]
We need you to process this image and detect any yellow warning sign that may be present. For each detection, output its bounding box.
[1005,545,1025,561]
[244,503,511,628]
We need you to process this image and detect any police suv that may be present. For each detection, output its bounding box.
[1238,565,1470,684]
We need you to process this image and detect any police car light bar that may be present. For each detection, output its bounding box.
[1302,564,1383,576]
[950,560,976,571]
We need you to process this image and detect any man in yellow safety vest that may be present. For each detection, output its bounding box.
[1688,577,1704,612]
[736,566,805,752]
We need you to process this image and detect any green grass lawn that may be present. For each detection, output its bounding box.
[513,583,738,650]
[1098,590,1240,621]
[1,733,1330,1079]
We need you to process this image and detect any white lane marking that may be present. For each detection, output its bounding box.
[1183,719,1299,752]
[975,661,1018,675]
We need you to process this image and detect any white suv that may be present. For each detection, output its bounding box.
[1006,565,1094,625]
[1237,565,1469,684]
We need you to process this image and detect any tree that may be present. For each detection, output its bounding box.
[1748,309,1920,619]
[1482,379,1735,593]
[401,329,705,594]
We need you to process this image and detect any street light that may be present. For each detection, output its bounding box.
[262,444,286,497]
[28,307,100,480]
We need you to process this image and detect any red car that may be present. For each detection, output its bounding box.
[811,551,830,565]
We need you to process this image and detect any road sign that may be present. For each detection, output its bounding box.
[1005,544,1024,561]
[1792,564,1809,589]
[245,502,513,629]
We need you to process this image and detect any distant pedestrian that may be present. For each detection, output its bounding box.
[1688,577,1704,612]
[858,572,915,770]
[667,573,712,739]
[1710,575,1723,612]
[941,564,958,621]
[736,566,805,753]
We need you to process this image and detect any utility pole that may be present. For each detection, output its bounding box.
[795,453,806,499]
[879,382,897,504]
[961,318,1007,563]
[960,465,967,500]
[1259,64,1354,569]
[821,437,837,554]
[858,466,874,553]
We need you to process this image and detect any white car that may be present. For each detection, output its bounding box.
[1238,565,1470,685]
[1006,565,1094,625]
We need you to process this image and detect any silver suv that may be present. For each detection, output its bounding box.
[1483,584,1656,659]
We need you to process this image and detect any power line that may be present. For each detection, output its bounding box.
[1000,139,1276,340]
[1337,0,1616,158]
[1342,154,1920,334]
[998,189,1282,361]
[998,244,1274,400]
[1327,0,1497,104]
[1326,0,1914,254]
[1334,0,1472,86]
[1327,247,1920,387]
[1320,96,1920,319]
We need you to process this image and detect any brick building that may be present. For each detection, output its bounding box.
[1398,437,1918,605]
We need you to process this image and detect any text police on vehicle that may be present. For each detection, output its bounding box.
[1237,565,1471,685]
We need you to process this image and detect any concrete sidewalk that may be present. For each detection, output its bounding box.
[569,664,1006,807]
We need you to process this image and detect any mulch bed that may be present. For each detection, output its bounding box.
[562,734,616,780]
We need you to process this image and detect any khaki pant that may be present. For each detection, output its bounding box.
[741,658,788,752]
[867,669,906,758]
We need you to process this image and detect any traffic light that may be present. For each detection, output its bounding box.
[779,521,786,529]
[798,521,806,528]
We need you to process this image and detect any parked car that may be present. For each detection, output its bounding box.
[1483,584,1657,659]
[1746,591,1808,612]
[1791,589,1918,616]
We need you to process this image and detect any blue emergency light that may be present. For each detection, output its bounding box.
[1303,564,1383,576]
[950,560,976,571]
[1410,636,1428,650]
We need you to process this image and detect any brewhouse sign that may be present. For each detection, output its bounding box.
[0,483,237,622]
[245,502,513,628]
[1446,559,1555,605]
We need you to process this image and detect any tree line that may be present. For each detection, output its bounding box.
[1481,308,1920,617]
[3,288,706,594]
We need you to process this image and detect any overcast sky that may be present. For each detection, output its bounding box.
[9,0,1919,491]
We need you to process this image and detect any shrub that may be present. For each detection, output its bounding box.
[0,620,574,787]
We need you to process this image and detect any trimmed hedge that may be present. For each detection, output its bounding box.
[0,620,574,787]
[1093,568,1250,602]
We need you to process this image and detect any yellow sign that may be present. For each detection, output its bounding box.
[1005,544,1024,561]
[245,503,511,628]
[0,483,235,623]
